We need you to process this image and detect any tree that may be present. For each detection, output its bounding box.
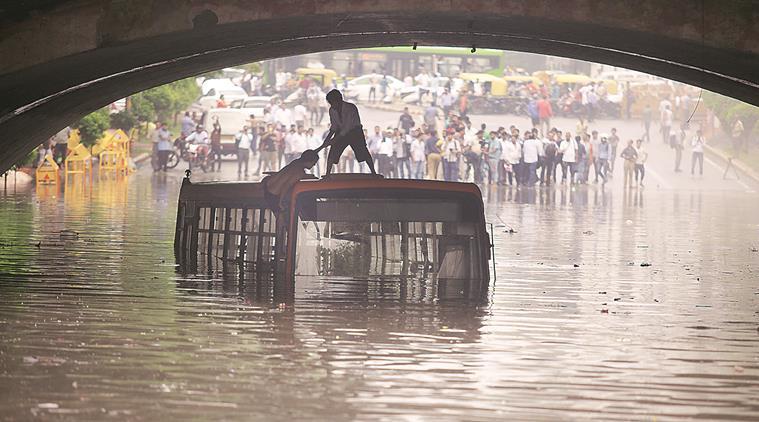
[110,110,138,132]
[75,108,110,148]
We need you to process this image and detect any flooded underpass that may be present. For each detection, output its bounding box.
[1,169,758,421]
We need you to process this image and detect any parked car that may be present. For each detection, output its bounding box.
[194,86,248,111]
[345,74,404,102]
[200,108,254,155]
[230,96,272,119]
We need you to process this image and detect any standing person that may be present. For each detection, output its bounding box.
[589,130,602,183]
[409,129,426,179]
[52,126,71,164]
[620,140,638,189]
[642,104,652,142]
[156,128,173,172]
[306,127,322,177]
[596,135,611,185]
[634,139,647,187]
[537,95,553,135]
[210,118,223,172]
[541,132,557,185]
[485,131,502,185]
[672,132,684,173]
[181,112,195,138]
[319,90,377,176]
[691,129,705,176]
[425,129,442,180]
[235,125,253,176]
[423,104,439,131]
[522,133,541,186]
[439,88,454,118]
[608,127,620,173]
[661,104,673,144]
[368,73,378,103]
[527,96,540,129]
[398,107,415,135]
[441,134,461,182]
[293,102,308,128]
[458,90,469,119]
[256,124,278,175]
[394,129,411,178]
[559,132,578,184]
[376,131,394,176]
[503,135,521,186]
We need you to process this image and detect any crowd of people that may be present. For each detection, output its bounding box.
[169,89,716,188]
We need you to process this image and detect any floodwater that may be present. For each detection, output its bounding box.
[1,170,758,421]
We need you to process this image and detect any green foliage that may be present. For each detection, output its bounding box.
[703,91,759,139]
[128,77,200,123]
[14,149,37,168]
[110,110,138,132]
[75,108,110,148]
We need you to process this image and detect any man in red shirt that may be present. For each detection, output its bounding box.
[537,95,553,136]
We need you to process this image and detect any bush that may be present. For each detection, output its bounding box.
[129,77,200,123]
[75,108,110,148]
[110,110,138,132]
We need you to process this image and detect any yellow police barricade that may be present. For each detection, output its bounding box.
[97,130,128,174]
[36,155,59,185]
[64,143,92,177]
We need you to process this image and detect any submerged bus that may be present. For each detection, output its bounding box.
[175,174,492,300]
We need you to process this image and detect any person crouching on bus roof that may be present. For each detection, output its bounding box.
[320,89,378,176]
[262,149,320,211]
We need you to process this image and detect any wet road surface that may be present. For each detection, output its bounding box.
[1,117,759,420]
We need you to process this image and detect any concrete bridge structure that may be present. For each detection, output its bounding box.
[0,0,757,172]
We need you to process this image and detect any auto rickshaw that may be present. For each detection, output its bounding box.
[295,68,337,88]
[458,73,510,114]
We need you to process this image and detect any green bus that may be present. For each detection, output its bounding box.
[295,46,506,79]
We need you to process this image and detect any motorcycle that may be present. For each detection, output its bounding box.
[175,137,217,173]
[150,144,180,171]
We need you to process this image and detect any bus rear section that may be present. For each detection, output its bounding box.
[288,179,491,301]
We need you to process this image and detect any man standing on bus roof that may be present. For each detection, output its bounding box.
[320,89,378,176]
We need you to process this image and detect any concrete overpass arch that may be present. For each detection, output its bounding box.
[0,0,757,171]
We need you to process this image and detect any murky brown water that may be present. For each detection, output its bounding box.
[1,170,758,421]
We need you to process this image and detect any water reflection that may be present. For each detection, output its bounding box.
[1,169,758,420]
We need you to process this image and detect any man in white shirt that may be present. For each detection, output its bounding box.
[293,103,307,128]
[284,125,308,165]
[409,129,426,179]
[559,132,577,184]
[236,125,253,176]
[522,133,541,186]
[319,89,377,175]
[185,125,209,144]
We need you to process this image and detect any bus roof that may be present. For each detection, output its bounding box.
[291,176,483,198]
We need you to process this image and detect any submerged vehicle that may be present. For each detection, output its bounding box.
[174,174,492,300]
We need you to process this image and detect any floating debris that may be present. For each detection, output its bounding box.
[573,264,580,268]
[640,262,651,267]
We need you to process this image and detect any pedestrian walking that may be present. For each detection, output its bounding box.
[672,133,683,173]
[522,133,541,186]
[398,107,415,135]
[559,133,578,184]
[634,139,647,187]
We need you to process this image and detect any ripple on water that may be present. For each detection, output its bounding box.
[1,173,758,420]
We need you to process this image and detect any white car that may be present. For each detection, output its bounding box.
[230,96,272,120]
[200,108,255,154]
[194,86,248,111]
[346,74,404,102]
